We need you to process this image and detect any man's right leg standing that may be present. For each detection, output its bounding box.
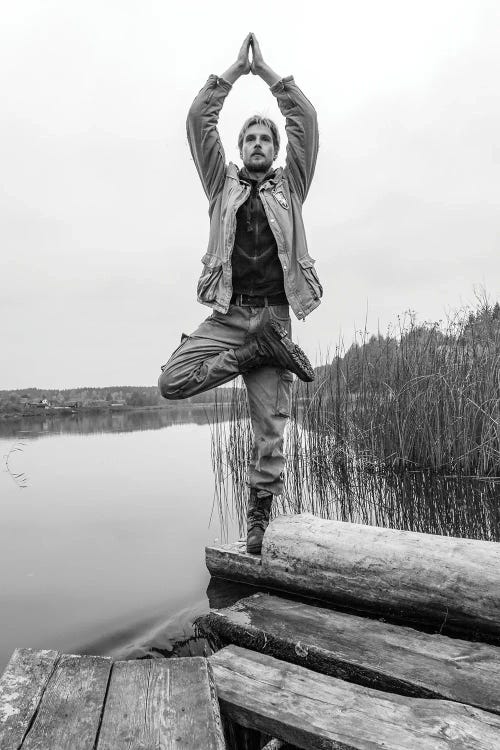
[159,303,311,556]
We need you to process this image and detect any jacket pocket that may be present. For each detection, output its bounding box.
[298,256,323,299]
[197,253,223,302]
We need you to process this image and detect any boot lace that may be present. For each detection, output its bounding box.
[248,506,268,531]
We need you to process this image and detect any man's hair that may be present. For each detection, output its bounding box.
[237,116,280,155]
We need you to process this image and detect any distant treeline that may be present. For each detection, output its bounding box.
[0,384,237,416]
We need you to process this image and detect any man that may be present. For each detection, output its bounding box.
[159,34,321,554]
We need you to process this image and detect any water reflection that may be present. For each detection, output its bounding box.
[0,406,217,440]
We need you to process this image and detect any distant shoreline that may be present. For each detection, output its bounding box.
[0,403,219,422]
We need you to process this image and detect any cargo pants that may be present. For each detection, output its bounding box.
[158,304,293,495]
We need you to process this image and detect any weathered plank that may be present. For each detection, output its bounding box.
[200,593,500,714]
[0,648,59,750]
[21,653,112,750]
[206,515,500,639]
[96,657,226,750]
[206,540,264,585]
[210,645,500,750]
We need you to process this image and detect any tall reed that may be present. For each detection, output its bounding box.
[304,304,500,476]
[209,301,500,541]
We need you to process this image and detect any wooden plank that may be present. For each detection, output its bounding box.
[210,645,500,750]
[200,593,500,714]
[206,515,500,640]
[206,540,265,585]
[0,648,59,750]
[96,657,226,750]
[21,653,111,750]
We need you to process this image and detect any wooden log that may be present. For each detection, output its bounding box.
[206,514,500,639]
[210,645,500,750]
[199,592,500,714]
[0,648,59,750]
[96,657,226,750]
[206,539,265,585]
[21,653,112,750]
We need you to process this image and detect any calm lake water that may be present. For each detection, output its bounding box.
[3,406,500,672]
[0,407,240,672]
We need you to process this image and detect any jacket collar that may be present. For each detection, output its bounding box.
[227,162,283,189]
[238,166,276,186]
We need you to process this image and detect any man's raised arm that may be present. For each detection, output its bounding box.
[251,35,319,203]
[186,34,252,206]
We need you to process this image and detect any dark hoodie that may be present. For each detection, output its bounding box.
[231,168,285,297]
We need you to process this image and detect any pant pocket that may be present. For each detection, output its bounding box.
[160,333,189,371]
[275,369,294,417]
[269,304,291,323]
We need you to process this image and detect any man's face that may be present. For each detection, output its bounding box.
[240,124,276,174]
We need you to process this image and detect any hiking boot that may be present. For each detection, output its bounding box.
[234,320,315,382]
[246,488,273,555]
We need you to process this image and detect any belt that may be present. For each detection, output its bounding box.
[231,292,288,307]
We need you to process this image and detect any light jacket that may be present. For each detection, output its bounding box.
[187,74,322,320]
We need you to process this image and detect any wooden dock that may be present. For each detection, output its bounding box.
[0,648,225,749]
[2,513,500,749]
[206,514,500,641]
[201,592,500,711]
[210,645,500,749]
[202,514,500,748]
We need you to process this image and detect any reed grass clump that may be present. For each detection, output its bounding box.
[303,302,500,476]
[209,301,500,541]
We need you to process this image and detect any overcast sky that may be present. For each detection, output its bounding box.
[1,0,499,389]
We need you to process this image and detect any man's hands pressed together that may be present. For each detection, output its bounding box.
[250,34,280,87]
[237,33,252,76]
[221,33,251,84]
[221,33,280,87]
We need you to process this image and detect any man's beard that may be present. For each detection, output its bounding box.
[243,153,273,174]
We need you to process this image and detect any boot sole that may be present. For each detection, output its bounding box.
[269,321,315,382]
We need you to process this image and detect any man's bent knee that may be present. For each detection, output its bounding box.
[158,333,192,400]
[158,367,189,401]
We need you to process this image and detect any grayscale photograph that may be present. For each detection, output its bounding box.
[1,2,500,748]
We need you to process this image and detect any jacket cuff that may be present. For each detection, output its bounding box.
[270,75,294,94]
[208,74,233,92]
